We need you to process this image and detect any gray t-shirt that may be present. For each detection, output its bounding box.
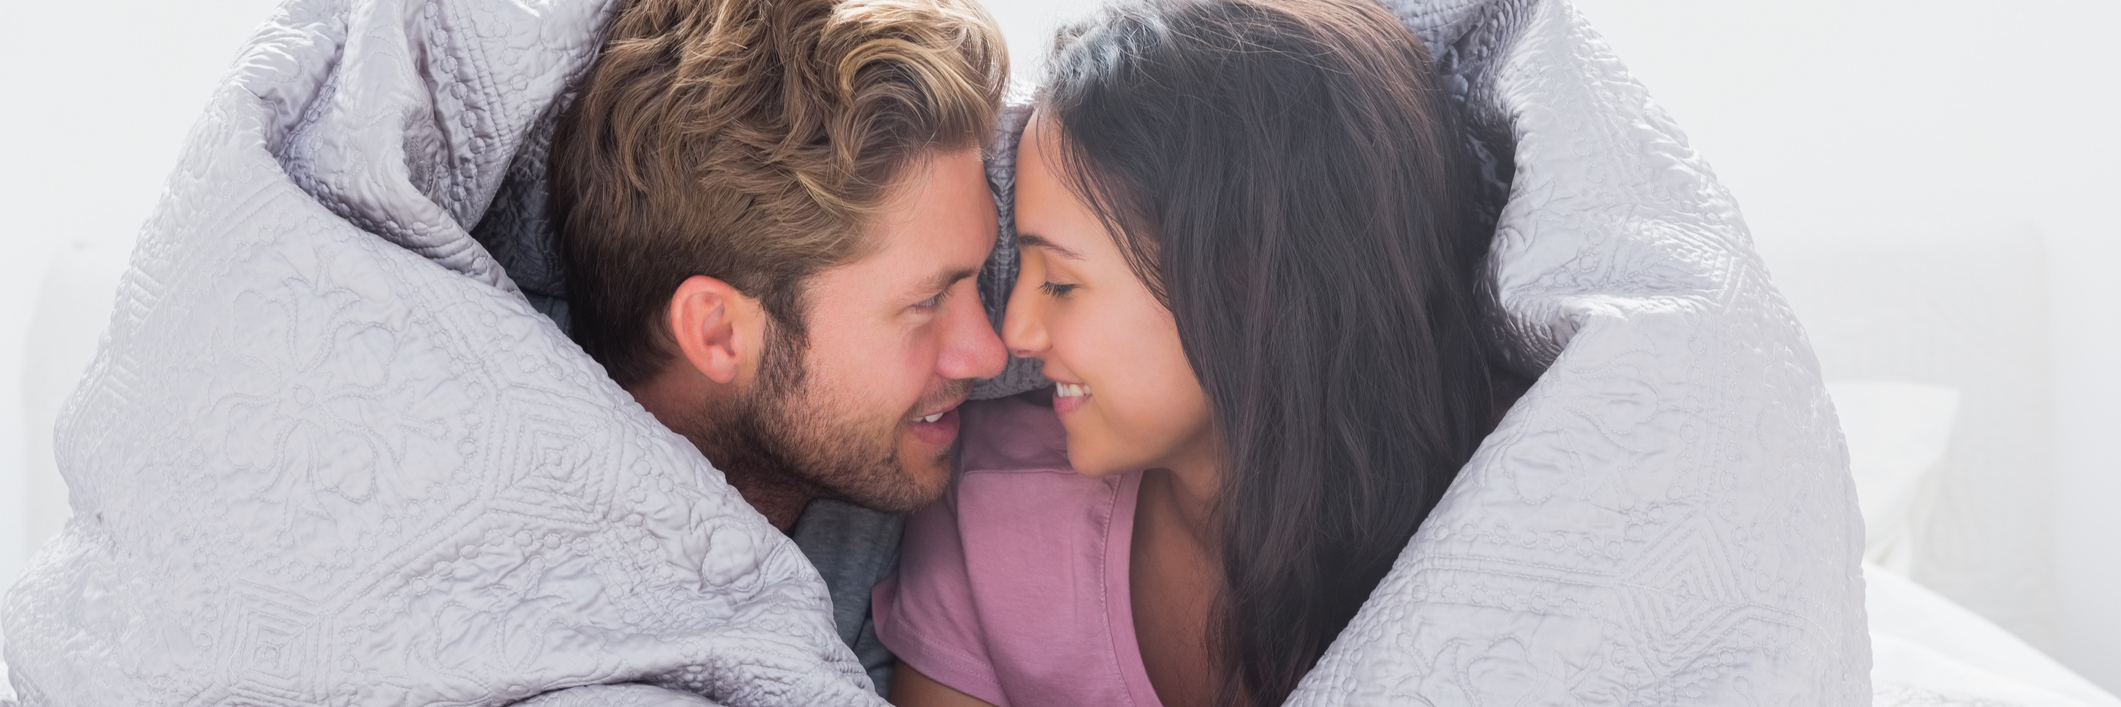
[789,499,905,696]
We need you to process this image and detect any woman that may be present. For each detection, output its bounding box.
[873,0,1520,704]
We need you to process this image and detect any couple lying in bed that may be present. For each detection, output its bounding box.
[554,0,1521,704]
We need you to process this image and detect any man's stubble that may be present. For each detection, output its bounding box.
[683,322,960,516]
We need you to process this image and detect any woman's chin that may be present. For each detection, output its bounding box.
[1059,435,1117,479]
[1066,456,1129,480]
[1060,434,1143,480]
[1057,408,1165,479]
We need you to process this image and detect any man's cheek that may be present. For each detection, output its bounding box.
[891,347,939,409]
[818,340,905,415]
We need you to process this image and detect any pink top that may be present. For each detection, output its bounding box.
[872,393,1163,707]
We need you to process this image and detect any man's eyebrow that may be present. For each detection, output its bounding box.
[919,266,982,295]
[1017,233,1084,261]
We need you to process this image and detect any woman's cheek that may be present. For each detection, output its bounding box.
[1056,333,1116,476]
[1051,292,1208,477]
[1068,363,1170,476]
[1044,316,1119,477]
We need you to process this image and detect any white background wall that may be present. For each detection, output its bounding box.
[0,0,286,658]
[1565,0,2121,689]
[1,0,2114,688]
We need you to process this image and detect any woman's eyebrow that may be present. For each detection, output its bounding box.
[1017,233,1085,260]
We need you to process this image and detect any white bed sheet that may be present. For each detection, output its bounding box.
[1871,563,2121,706]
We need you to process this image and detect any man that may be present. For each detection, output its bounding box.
[547,0,1011,693]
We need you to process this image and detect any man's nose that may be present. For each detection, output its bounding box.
[937,283,1007,381]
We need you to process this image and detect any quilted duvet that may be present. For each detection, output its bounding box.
[0,0,1867,704]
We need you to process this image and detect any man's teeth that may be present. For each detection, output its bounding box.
[1055,383,1091,398]
[916,412,943,423]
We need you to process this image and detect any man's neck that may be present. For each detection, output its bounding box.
[628,370,822,533]
[717,464,823,533]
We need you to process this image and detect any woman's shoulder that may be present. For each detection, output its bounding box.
[948,392,1129,527]
[879,392,1150,707]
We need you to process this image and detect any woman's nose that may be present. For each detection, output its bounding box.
[1002,276,1048,360]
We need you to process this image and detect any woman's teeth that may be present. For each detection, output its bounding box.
[1055,383,1091,398]
[916,412,944,423]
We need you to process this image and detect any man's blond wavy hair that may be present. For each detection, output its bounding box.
[551,0,1007,387]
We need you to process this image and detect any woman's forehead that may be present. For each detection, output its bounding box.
[1013,117,1108,256]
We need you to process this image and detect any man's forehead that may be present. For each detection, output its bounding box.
[844,225,991,294]
[818,148,996,290]
[870,149,996,230]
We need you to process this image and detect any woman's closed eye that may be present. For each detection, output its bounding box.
[1039,282,1078,298]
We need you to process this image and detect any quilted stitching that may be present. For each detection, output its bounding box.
[0,0,879,704]
[0,0,1866,703]
[516,684,729,707]
[1284,0,1867,704]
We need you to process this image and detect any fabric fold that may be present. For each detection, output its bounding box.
[1285,0,1868,703]
[1,0,1865,703]
[0,0,879,704]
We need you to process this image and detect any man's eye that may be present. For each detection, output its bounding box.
[914,293,943,310]
[1039,282,1078,297]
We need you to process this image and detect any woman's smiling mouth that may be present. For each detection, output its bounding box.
[1053,382,1092,415]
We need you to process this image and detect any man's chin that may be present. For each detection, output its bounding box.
[802,428,950,516]
[878,433,953,511]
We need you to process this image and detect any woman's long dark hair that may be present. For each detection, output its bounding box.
[1038,0,1503,703]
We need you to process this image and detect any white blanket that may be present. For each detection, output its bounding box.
[0,0,873,704]
[0,0,1867,704]
[1286,0,1869,702]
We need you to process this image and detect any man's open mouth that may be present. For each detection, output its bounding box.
[906,403,963,446]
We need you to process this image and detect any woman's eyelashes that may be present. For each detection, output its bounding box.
[1038,281,1078,298]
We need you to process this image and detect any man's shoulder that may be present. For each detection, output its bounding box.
[789,499,904,695]
[790,500,904,587]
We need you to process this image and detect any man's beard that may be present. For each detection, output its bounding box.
[684,324,961,515]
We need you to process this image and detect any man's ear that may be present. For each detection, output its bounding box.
[666,275,765,386]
